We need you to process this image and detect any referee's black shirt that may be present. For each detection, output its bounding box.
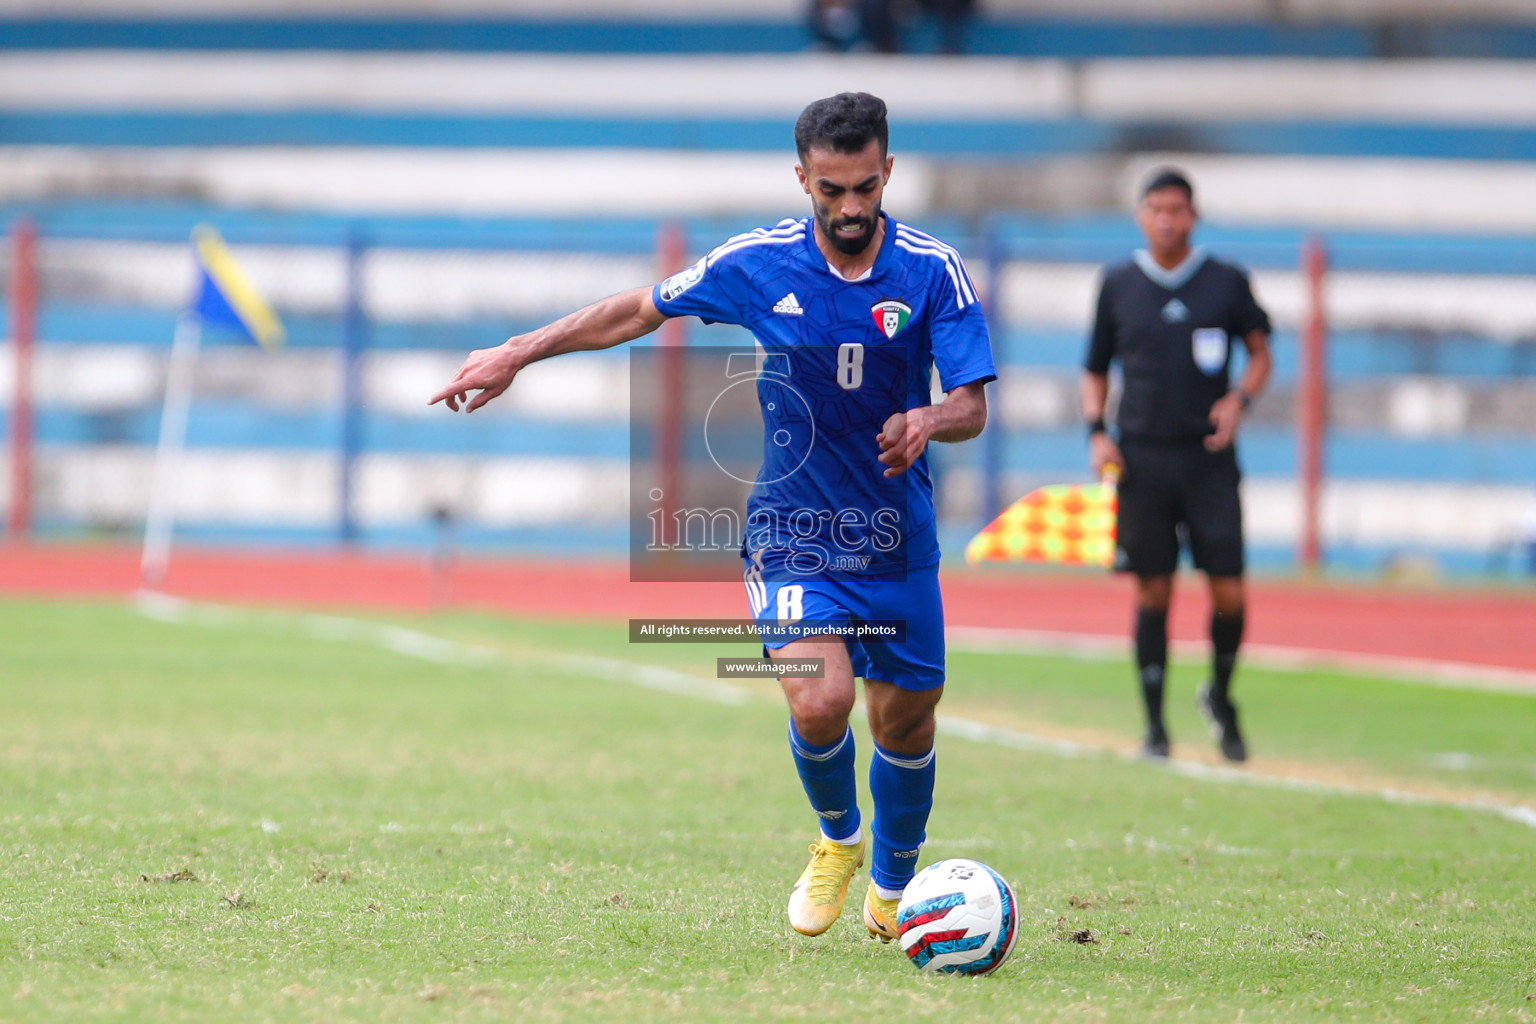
[1085,248,1271,444]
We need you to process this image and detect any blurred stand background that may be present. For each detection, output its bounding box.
[2,0,1536,580]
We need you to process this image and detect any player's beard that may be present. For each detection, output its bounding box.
[819,203,881,256]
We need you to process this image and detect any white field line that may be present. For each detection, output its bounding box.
[544,652,749,707]
[948,625,1536,696]
[935,716,1536,831]
[135,593,1535,830]
[135,590,498,667]
[135,590,748,705]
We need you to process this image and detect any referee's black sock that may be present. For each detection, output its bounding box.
[1210,608,1245,701]
[1134,606,1169,728]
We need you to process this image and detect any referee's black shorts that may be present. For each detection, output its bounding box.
[1113,437,1244,578]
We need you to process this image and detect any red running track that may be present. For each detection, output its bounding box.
[2,543,1533,673]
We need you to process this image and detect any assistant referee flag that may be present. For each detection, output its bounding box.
[191,224,285,350]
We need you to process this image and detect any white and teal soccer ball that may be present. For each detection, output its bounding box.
[896,858,1019,976]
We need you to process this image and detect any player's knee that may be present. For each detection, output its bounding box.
[790,691,856,742]
[1137,574,1173,611]
[1209,576,1245,616]
[1214,598,1245,619]
[870,702,938,753]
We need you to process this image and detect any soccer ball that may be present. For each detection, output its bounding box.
[896,858,1019,976]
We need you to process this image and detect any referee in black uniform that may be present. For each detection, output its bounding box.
[1081,168,1273,762]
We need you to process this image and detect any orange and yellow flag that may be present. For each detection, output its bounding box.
[964,472,1119,569]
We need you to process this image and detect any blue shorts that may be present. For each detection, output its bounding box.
[742,565,946,691]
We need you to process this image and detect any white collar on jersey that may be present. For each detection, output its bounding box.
[825,260,873,282]
[1133,245,1208,291]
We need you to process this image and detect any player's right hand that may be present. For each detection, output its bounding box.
[1089,432,1124,481]
[428,341,523,413]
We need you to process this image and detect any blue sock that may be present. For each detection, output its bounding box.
[788,721,861,843]
[868,742,935,894]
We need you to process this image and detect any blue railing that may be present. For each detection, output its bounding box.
[7,112,1536,161]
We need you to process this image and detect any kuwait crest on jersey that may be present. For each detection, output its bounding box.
[871,299,912,339]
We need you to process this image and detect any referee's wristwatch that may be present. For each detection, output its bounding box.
[1231,388,1253,412]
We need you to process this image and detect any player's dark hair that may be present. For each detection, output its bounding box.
[1140,167,1194,203]
[794,92,889,163]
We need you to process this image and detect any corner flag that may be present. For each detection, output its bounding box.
[141,226,285,590]
[191,224,285,350]
[964,468,1120,569]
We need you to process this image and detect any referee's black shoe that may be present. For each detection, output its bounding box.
[1140,722,1170,759]
[1197,684,1248,763]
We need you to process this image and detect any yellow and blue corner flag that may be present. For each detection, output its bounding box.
[191,224,285,350]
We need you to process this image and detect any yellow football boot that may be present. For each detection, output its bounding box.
[862,882,901,942]
[786,835,865,936]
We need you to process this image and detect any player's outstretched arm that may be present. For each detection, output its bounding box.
[877,381,988,478]
[429,286,667,413]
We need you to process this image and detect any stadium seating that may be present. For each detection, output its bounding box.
[1,0,1533,574]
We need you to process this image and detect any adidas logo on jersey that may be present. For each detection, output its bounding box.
[773,292,805,315]
[1161,298,1190,323]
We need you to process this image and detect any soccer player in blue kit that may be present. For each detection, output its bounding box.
[430,93,995,941]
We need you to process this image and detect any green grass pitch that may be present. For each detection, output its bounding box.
[1,597,1533,1022]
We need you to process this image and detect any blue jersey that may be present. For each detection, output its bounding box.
[651,213,995,580]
